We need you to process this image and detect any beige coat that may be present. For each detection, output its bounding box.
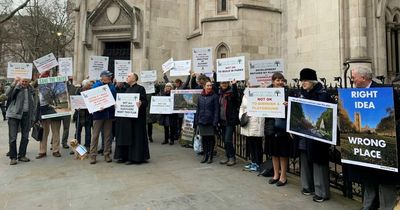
[239,89,264,137]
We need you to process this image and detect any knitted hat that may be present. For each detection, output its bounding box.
[165,82,173,88]
[300,68,317,81]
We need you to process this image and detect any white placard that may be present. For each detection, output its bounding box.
[81,85,116,114]
[75,145,88,156]
[216,56,245,82]
[7,62,32,79]
[70,95,87,110]
[162,58,175,73]
[115,93,140,118]
[89,56,109,80]
[33,53,59,73]
[170,60,191,77]
[140,70,157,82]
[114,60,132,82]
[249,59,284,86]
[58,57,73,77]
[247,88,286,118]
[150,96,173,114]
[141,82,155,94]
[192,47,213,74]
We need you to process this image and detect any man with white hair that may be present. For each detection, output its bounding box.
[6,77,37,165]
[348,65,400,210]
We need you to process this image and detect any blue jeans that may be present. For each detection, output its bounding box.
[221,125,235,159]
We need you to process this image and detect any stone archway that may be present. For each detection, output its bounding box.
[385,7,400,80]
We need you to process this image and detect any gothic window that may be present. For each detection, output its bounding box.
[194,0,199,29]
[217,0,228,13]
[216,43,229,59]
[386,11,400,79]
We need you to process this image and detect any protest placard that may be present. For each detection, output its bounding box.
[216,56,245,82]
[140,82,155,94]
[171,89,202,113]
[140,70,157,82]
[247,88,285,118]
[115,93,140,118]
[150,96,172,114]
[338,88,398,172]
[88,56,109,80]
[249,59,284,86]
[192,47,213,74]
[81,85,116,114]
[179,113,195,146]
[58,57,73,77]
[114,60,132,82]
[7,62,32,79]
[70,95,87,110]
[170,60,191,77]
[38,76,71,119]
[162,58,175,73]
[33,53,59,73]
[287,97,337,145]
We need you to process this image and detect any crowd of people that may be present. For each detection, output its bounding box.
[1,66,399,209]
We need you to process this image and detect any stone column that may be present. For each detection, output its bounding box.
[391,30,397,74]
[349,0,368,59]
[397,28,400,74]
[386,26,393,76]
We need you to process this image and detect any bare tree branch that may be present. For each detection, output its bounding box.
[0,0,31,24]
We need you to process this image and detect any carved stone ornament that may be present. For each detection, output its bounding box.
[107,4,121,24]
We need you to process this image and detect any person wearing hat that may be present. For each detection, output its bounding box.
[89,70,116,164]
[158,82,177,145]
[296,68,333,202]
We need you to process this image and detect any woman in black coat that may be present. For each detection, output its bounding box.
[158,83,177,145]
[194,80,219,163]
[296,68,333,202]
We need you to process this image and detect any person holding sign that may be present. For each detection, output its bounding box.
[89,70,116,164]
[296,68,333,202]
[218,80,240,166]
[158,83,177,145]
[194,80,219,163]
[264,73,291,186]
[239,81,265,171]
[114,73,150,164]
[346,66,400,210]
[6,77,37,165]
[72,79,93,152]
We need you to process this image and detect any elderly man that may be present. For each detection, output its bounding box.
[6,77,37,165]
[89,70,116,164]
[349,66,400,210]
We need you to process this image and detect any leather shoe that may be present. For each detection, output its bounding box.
[161,141,168,145]
[125,161,134,165]
[52,152,61,157]
[18,157,30,162]
[117,159,125,163]
[268,178,279,184]
[276,180,287,187]
[62,144,70,149]
[36,153,46,159]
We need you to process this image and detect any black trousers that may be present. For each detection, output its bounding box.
[8,112,30,159]
[164,125,176,142]
[247,136,263,165]
[201,136,215,157]
[147,123,153,140]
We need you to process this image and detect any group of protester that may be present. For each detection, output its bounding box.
[2,65,399,209]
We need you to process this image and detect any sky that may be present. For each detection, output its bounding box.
[301,103,328,124]
[338,88,394,128]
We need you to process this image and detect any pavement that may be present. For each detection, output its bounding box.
[0,120,361,210]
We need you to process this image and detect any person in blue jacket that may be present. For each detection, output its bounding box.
[89,70,116,164]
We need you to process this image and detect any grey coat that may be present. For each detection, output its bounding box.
[6,84,37,122]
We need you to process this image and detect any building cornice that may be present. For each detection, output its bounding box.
[235,3,282,14]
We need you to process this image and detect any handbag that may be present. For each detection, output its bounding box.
[31,122,43,141]
[240,112,250,127]
[193,129,203,153]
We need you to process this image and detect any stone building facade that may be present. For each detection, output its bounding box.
[73,0,400,85]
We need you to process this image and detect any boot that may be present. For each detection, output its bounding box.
[200,154,209,163]
[207,141,214,164]
[227,157,236,166]
[104,154,112,163]
[90,156,96,164]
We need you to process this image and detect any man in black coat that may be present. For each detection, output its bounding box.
[114,73,150,164]
[348,65,400,210]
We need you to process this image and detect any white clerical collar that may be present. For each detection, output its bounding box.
[366,81,372,88]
